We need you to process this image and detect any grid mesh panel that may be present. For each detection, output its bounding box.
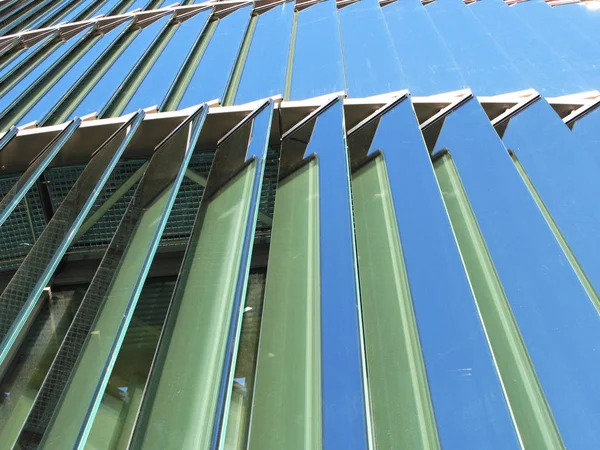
[256,148,279,238]
[161,152,214,244]
[0,175,47,271]
[45,160,146,252]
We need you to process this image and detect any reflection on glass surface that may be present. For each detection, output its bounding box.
[349,98,519,448]
[248,157,321,450]
[0,26,92,126]
[177,5,251,109]
[26,0,79,32]
[434,98,600,448]
[58,0,101,25]
[249,99,367,449]
[0,113,144,402]
[39,108,206,449]
[223,271,266,450]
[337,0,405,97]
[0,118,80,228]
[382,0,465,95]
[0,32,57,85]
[85,279,175,450]
[132,103,271,450]
[571,107,600,159]
[470,0,588,96]
[233,3,294,104]
[502,99,600,304]
[14,21,132,128]
[425,0,525,95]
[512,0,600,87]
[119,9,211,116]
[0,287,85,448]
[67,15,172,122]
[289,0,346,100]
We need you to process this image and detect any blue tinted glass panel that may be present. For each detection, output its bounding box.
[558,3,600,43]
[0,33,57,84]
[571,107,600,158]
[470,0,589,96]
[503,99,600,299]
[234,3,294,104]
[425,0,525,95]
[382,0,465,95]
[125,0,153,12]
[337,0,405,97]
[17,22,131,126]
[368,100,518,447]
[26,0,79,31]
[122,10,211,115]
[58,0,100,24]
[0,26,92,120]
[435,99,600,448]
[178,5,251,109]
[305,101,368,448]
[289,0,346,100]
[94,0,130,16]
[512,0,600,87]
[70,16,171,120]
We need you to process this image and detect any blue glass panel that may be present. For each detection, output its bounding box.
[0,0,54,35]
[25,0,79,31]
[288,100,368,448]
[0,0,36,25]
[364,99,519,447]
[435,99,600,448]
[558,3,600,44]
[94,0,131,16]
[58,0,101,24]
[68,15,171,120]
[0,33,57,85]
[178,5,251,109]
[469,0,588,96]
[234,3,294,104]
[124,0,154,12]
[382,0,465,95]
[0,38,26,74]
[512,0,600,88]
[289,0,346,100]
[121,10,211,115]
[425,0,525,95]
[0,26,92,121]
[571,107,600,157]
[337,0,405,97]
[16,21,131,127]
[503,99,600,298]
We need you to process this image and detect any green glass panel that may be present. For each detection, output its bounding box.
[0,288,84,450]
[247,158,321,450]
[133,162,258,449]
[85,280,176,450]
[351,155,438,449]
[433,152,563,449]
[39,109,207,449]
[40,188,174,450]
[222,272,266,449]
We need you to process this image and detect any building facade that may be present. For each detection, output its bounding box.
[0,0,599,448]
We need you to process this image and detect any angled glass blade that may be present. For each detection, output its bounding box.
[0,111,145,388]
[38,106,208,450]
[131,101,273,450]
[0,118,81,228]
